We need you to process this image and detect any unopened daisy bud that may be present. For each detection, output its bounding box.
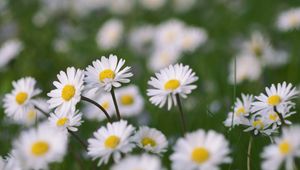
[147,63,198,110]
[111,154,163,170]
[170,129,231,170]
[261,125,300,170]
[49,109,83,132]
[85,54,133,92]
[3,77,41,122]
[87,120,135,166]
[133,126,168,154]
[47,67,84,113]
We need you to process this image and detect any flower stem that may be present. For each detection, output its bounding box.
[247,136,253,170]
[110,87,121,121]
[175,94,187,135]
[273,106,286,126]
[231,55,237,130]
[34,105,88,151]
[81,95,113,123]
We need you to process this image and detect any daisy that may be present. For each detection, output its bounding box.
[140,0,166,10]
[129,25,155,54]
[1,151,22,170]
[251,82,298,114]
[181,27,207,53]
[147,63,198,110]
[47,67,84,113]
[277,8,300,31]
[83,92,115,121]
[96,19,124,50]
[170,129,231,170]
[116,85,144,117]
[49,109,83,132]
[108,0,134,15]
[85,54,133,92]
[224,94,254,127]
[0,39,23,69]
[87,120,135,166]
[111,154,163,170]
[3,77,41,122]
[13,122,68,170]
[243,116,275,136]
[172,0,196,12]
[148,47,181,72]
[261,125,300,170]
[133,126,168,154]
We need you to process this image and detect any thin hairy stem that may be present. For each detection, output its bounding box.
[110,87,121,121]
[247,136,253,170]
[273,106,286,126]
[175,94,187,135]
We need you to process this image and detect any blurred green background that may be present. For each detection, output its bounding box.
[1,0,300,169]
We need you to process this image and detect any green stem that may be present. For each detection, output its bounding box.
[273,106,286,126]
[175,94,187,135]
[110,87,121,121]
[231,55,237,130]
[247,136,253,170]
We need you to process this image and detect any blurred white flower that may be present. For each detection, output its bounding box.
[108,0,135,15]
[140,0,166,10]
[181,27,207,52]
[96,19,124,50]
[129,25,155,54]
[85,54,133,92]
[0,39,23,69]
[133,126,168,154]
[3,77,41,122]
[170,129,231,170]
[49,109,83,132]
[87,120,135,166]
[148,47,181,72]
[111,154,163,170]
[277,8,300,31]
[261,125,300,170]
[172,0,196,12]
[243,116,275,135]
[71,0,108,16]
[147,63,198,110]
[13,122,68,170]
[47,67,84,113]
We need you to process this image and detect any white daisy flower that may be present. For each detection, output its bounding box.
[111,154,163,170]
[13,122,68,170]
[0,39,23,69]
[224,94,254,127]
[229,55,262,84]
[170,129,231,170]
[49,109,83,132]
[181,27,207,53]
[85,54,133,92]
[129,25,155,54]
[96,19,124,50]
[1,151,22,170]
[3,77,41,122]
[87,120,135,166]
[115,85,144,117]
[133,126,168,154]
[251,82,298,114]
[172,0,196,13]
[243,116,275,136]
[83,92,115,121]
[148,47,181,72]
[277,8,300,31]
[108,0,134,15]
[261,125,300,170]
[147,63,198,110]
[140,0,166,10]
[47,67,84,113]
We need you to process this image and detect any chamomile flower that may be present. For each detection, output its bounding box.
[147,63,198,110]
[251,82,298,114]
[13,122,68,170]
[49,109,83,132]
[181,27,207,53]
[85,54,133,92]
[96,19,124,50]
[3,77,41,122]
[47,67,84,113]
[133,126,168,154]
[277,8,300,31]
[0,39,23,69]
[261,125,300,170]
[1,151,22,170]
[87,120,135,166]
[116,85,144,117]
[224,94,254,127]
[243,116,274,136]
[18,99,48,126]
[83,93,115,121]
[170,129,231,170]
[111,154,163,170]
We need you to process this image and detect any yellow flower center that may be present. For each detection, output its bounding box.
[252,43,263,56]
[164,79,180,91]
[191,147,210,164]
[101,101,110,110]
[252,119,264,129]
[120,94,134,105]
[31,141,50,156]
[105,135,120,149]
[27,109,37,121]
[279,141,291,155]
[15,92,28,105]
[56,117,69,126]
[61,85,76,101]
[141,137,156,147]
[268,95,281,106]
[269,113,278,121]
[289,15,299,26]
[99,69,115,82]
[236,107,246,116]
